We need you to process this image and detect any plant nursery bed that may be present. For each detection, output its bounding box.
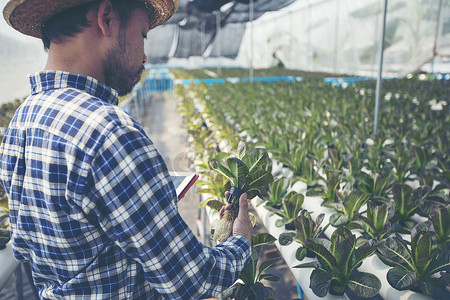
[250,195,432,300]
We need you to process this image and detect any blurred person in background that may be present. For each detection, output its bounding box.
[0,0,252,299]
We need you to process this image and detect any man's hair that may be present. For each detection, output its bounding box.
[41,0,145,51]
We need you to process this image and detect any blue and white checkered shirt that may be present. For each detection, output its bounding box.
[0,71,250,299]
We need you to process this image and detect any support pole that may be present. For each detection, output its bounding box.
[249,0,254,82]
[431,0,444,74]
[374,0,388,136]
[216,12,222,75]
[333,0,340,73]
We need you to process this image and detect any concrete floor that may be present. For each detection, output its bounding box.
[140,92,200,234]
[139,92,300,300]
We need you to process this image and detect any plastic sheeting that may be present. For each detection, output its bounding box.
[146,0,296,61]
[147,0,450,77]
[231,0,450,76]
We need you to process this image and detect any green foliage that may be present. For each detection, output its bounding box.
[209,145,273,207]
[377,226,450,295]
[307,169,344,207]
[175,69,450,298]
[348,201,395,242]
[294,227,381,298]
[264,191,304,229]
[353,172,393,203]
[329,190,372,227]
[0,207,10,250]
[265,177,290,208]
[391,183,419,227]
[279,209,330,261]
[224,233,279,300]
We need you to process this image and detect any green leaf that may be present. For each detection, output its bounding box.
[412,231,434,266]
[347,272,381,298]
[378,236,413,269]
[259,274,280,282]
[386,267,417,290]
[242,147,269,172]
[310,268,332,297]
[369,202,389,232]
[198,197,214,209]
[344,191,371,221]
[206,200,224,213]
[275,218,292,228]
[209,159,234,182]
[426,250,450,276]
[331,227,356,272]
[0,229,10,250]
[282,192,304,220]
[268,178,289,206]
[227,157,249,185]
[295,247,308,261]
[430,205,449,241]
[239,249,259,285]
[418,279,439,296]
[331,227,355,258]
[258,257,280,279]
[244,169,274,190]
[237,142,247,159]
[392,183,417,221]
[295,212,313,243]
[329,213,349,227]
[351,242,378,272]
[304,239,336,271]
[293,261,321,268]
[252,233,276,247]
[279,232,296,246]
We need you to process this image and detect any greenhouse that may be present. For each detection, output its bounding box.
[0,0,449,299]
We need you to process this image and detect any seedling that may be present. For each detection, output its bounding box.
[279,209,329,261]
[294,227,381,298]
[210,145,273,243]
[378,227,450,295]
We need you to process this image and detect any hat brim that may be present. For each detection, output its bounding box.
[3,0,178,38]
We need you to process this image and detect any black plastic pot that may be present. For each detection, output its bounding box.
[227,186,243,208]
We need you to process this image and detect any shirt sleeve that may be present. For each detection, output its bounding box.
[88,124,251,299]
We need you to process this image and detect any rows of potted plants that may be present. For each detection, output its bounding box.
[174,74,449,299]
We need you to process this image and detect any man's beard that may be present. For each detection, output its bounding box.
[103,32,144,96]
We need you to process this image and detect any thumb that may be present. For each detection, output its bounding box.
[237,193,248,218]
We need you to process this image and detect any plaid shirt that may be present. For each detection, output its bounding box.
[0,71,250,299]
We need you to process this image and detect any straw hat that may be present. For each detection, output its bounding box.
[3,0,178,38]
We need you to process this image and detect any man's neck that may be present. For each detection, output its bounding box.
[44,38,105,83]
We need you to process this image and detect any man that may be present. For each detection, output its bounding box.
[0,0,252,299]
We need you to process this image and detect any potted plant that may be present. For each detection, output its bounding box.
[264,177,290,209]
[328,190,372,227]
[279,209,330,261]
[264,191,304,230]
[223,233,280,300]
[209,145,274,243]
[294,227,381,298]
[377,225,450,296]
[347,201,395,243]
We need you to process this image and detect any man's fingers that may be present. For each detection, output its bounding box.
[237,193,248,217]
[219,203,232,219]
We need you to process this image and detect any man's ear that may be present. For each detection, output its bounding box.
[97,0,115,37]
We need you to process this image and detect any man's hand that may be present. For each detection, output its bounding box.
[219,191,252,246]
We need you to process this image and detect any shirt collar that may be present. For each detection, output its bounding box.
[28,71,119,106]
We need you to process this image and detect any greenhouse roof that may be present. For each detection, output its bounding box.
[146,0,297,63]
